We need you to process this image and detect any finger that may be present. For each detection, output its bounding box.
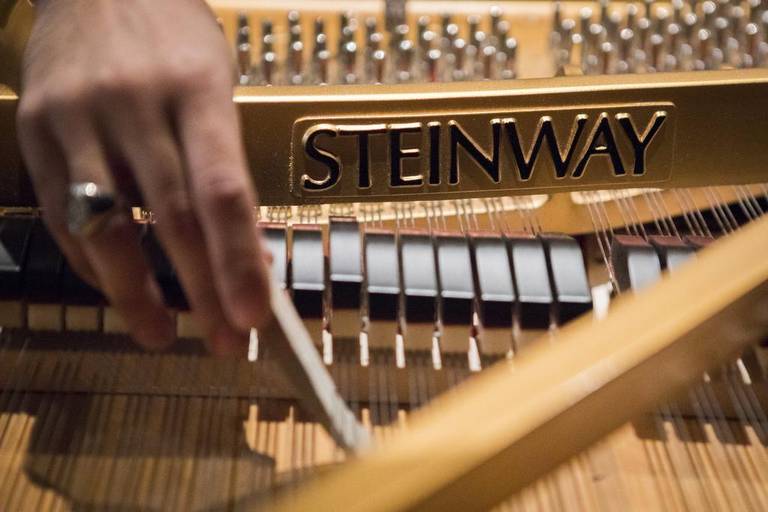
[47,109,174,349]
[104,101,248,356]
[16,101,97,286]
[175,80,270,331]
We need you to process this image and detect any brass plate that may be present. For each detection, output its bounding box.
[291,103,675,202]
[1,70,768,206]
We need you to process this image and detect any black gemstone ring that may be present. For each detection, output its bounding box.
[67,182,121,237]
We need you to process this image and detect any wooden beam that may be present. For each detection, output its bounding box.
[271,214,768,511]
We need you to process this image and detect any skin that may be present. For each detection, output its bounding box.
[17,0,271,355]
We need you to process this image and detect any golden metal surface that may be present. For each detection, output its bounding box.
[0,69,767,206]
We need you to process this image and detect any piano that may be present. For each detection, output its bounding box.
[1,0,768,510]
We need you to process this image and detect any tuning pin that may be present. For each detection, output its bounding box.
[396,39,414,82]
[599,0,610,26]
[589,22,605,53]
[340,11,350,32]
[637,17,651,53]
[670,0,683,25]
[552,2,563,46]
[340,39,358,84]
[313,18,325,54]
[452,38,467,80]
[559,18,576,65]
[316,51,330,85]
[288,10,300,30]
[489,5,503,39]
[420,27,436,54]
[702,1,718,29]
[606,11,621,42]
[444,23,460,49]
[712,14,738,68]
[496,20,510,50]
[600,41,615,74]
[482,44,497,79]
[468,14,480,44]
[426,48,441,82]
[649,32,665,71]
[385,0,407,32]
[579,8,593,41]
[627,4,639,33]
[667,22,681,69]
[731,6,747,46]
[262,18,274,48]
[578,7,593,65]
[236,13,252,84]
[261,20,276,85]
[683,13,698,43]
[743,22,758,67]
[501,37,518,78]
[339,13,354,55]
[288,27,304,85]
[618,27,635,73]
[656,7,670,33]
[758,39,768,68]
[392,23,409,50]
[697,27,713,69]
[373,48,387,84]
[366,17,378,41]
[644,0,654,20]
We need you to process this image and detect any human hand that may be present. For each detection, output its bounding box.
[17,0,270,354]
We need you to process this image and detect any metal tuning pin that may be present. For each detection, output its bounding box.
[385,0,407,34]
[311,17,330,85]
[261,19,276,85]
[618,28,636,73]
[236,12,253,85]
[501,36,518,79]
[288,23,305,85]
[335,14,358,85]
[452,37,468,81]
[552,2,563,47]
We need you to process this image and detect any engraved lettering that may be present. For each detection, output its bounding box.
[503,115,588,181]
[616,111,667,175]
[428,122,441,185]
[297,104,674,195]
[449,119,501,185]
[572,113,625,178]
[389,122,424,187]
[338,124,387,189]
[302,124,341,191]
